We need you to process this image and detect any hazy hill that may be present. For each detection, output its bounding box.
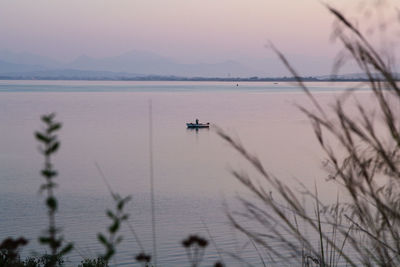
[0,49,260,77]
[1,49,388,80]
[66,50,259,77]
[66,50,175,74]
[0,69,144,80]
[0,60,47,74]
[0,50,62,68]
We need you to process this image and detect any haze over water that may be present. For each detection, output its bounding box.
[0,80,372,266]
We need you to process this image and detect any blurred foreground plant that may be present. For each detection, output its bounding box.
[35,113,73,266]
[218,3,400,267]
[97,193,131,263]
[78,258,108,267]
[0,237,28,266]
[182,235,208,267]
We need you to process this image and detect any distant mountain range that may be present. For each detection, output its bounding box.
[0,50,398,81]
[0,50,61,68]
[0,50,261,79]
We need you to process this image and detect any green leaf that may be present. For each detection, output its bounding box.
[106,210,115,219]
[35,132,51,143]
[41,169,58,178]
[117,201,124,211]
[46,196,58,210]
[48,123,62,133]
[39,237,51,244]
[60,243,73,255]
[45,142,60,155]
[109,221,120,234]
[41,113,55,124]
[98,233,107,245]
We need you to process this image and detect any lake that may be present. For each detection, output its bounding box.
[0,80,370,266]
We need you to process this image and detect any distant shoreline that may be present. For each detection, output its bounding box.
[0,76,390,82]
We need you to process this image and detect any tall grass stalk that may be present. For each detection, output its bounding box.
[218,3,400,266]
[201,220,225,265]
[148,100,157,266]
[94,163,132,264]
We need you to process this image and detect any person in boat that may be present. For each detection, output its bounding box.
[195,118,199,125]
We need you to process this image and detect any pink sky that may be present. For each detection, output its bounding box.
[0,0,398,75]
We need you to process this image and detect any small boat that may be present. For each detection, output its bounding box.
[186,122,210,128]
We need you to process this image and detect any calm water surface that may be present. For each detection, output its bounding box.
[0,81,370,266]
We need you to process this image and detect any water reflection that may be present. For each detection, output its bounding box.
[186,127,210,133]
[0,83,366,266]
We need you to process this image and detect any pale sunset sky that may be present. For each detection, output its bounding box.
[0,0,398,75]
